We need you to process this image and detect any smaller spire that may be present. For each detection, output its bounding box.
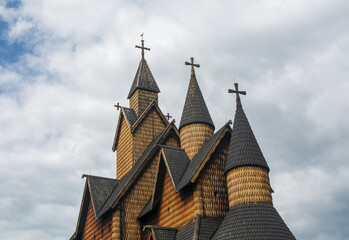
[135,33,150,59]
[179,57,214,130]
[228,83,246,107]
[185,57,200,77]
[225,83,269,173]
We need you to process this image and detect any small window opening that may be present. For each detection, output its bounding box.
[214,191,219,197]
[101,228,104,237]
[167,207,170,213]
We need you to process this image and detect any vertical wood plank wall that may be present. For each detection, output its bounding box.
[117,118,133,180]
[129,90,158,116]
[81,199,113,240]
[121,154,160,240]
[197,135,229,217]
[150,170,195,228]
[132,109,165,162]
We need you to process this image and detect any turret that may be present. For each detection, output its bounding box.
[128,39,160,115]
[179,57,215,159]
[212,83,295,239]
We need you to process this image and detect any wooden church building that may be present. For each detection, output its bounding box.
[70,39,296,240]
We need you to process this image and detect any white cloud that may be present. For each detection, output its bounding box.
[1,0,349,239]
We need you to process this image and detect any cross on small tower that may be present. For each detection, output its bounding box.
[114,102,121,110]
[228,83,246,103]
[135,34,150,59]
[165,113,172,120]
[185,57,200,76]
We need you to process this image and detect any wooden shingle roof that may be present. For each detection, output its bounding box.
[179,74,214,131]
[127,58,160,99]
[225,95,269,173]
[211,203,296,240]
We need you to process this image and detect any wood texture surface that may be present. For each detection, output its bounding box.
[227,166,273,208]
[180,123,213,160]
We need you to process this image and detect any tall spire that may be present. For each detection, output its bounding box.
[179,57,214,130]
[127,37,160,99]
[225,83,269,173]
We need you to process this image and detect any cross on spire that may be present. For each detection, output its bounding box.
[114,102,121,110]
[228,83,246,106]
[165,113,172,120]
[135,34,150,59]
[185,57,200,76]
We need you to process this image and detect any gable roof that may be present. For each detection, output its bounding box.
[177,122,231,191]
[144,225,177,240]
[161,146,190,192]
[128,58,160,99]
[175,215,223,240]
[211,202,296,240]
[179,73,214,131]
[70,175,119,240]
[98,122,178,219]
[225,93,269,173]
[83,174,119,217]
[112,102,169,151]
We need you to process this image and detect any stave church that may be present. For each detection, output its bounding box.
[70,38,296,240]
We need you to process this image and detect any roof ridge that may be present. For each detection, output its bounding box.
[82,174,118,182]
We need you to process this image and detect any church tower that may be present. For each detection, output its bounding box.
[212,83,295,239]
[128,39,160,116]
[179,57,215,160]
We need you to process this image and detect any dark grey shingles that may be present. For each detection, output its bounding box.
[138,197,153,219]
[127,58,160,99]
[211,203,296,240]
[225,98,269,174]
[122,107,137,126]
[197,217,223,240]
[97,123,174,218]
[86,175,119,215]
[179,75,214,130]
[152,226,177,240]
[177,123,231,191]
[161,146,190,190]
[176,220,196,240]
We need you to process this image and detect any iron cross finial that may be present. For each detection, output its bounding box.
[165,113,172,120]
[185,57,200,76]
[135,34,150,59]
[114,102,122,110]
[228,83,246,105]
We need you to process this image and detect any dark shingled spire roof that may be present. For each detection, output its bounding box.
[127,58,160,99]
[225,84,269,173]
[179,60,214,130]
[211,203,296,240]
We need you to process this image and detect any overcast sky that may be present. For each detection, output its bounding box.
[1,0,349,239]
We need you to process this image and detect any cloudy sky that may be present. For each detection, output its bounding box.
[1,0,349,239]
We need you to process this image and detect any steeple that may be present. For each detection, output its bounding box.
[179,57,215,160]
[179,57,214,130]
[212,83,295,240]
[225,83,269,173]
[128,37,160,115]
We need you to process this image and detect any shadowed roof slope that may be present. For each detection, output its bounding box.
[127,58,160,99]
[225,90,269,173]
[179,73,214,130]
[84,175,119,216]
[211,203,296,240]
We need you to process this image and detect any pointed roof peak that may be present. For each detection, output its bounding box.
[225,83,269,173]
[179,58,214,130]
[127,38,160,99]
[185,57,200,78]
